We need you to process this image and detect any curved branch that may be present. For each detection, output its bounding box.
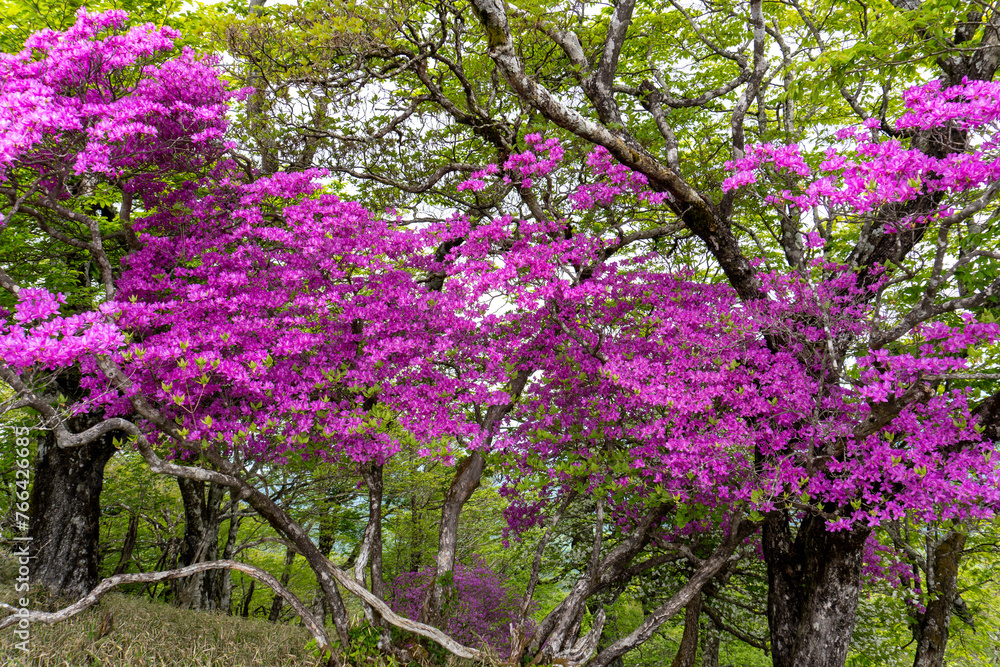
[467,0,762,301]
[0,560,330,652]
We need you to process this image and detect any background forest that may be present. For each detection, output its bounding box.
[2,0,1000,665]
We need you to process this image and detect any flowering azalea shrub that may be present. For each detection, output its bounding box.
[389,561,533,654]
[100,170,495,463]
[455,135,1000,533]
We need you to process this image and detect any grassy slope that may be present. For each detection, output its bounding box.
[0,589,324,667]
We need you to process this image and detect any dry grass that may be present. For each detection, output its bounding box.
[0,588,325,667]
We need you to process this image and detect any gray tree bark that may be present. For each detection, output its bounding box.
[28,420,116,599]
[912,531,967,667]
[763,511,870,667]
[174,479,225,610]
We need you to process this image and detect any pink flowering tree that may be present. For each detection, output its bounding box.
[0,8,235,600]
[438,113,1000,665]
[215,0,1000,662]
[715,78,1000,667]
[4,10,1000,667]
[0,11,532,659]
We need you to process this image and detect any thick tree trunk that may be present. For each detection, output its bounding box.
[913,530,967,667]
[175,479,225,610]
[763,511,870,667]
[670,593,702,667]
[423,451,484,623]
[423,370,529,623]
[28,427,116,599]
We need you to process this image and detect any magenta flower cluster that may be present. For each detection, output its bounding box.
[1,289,120,369]
[724,77,1000,224]
[389,560,533,654]
[0,9,238,183]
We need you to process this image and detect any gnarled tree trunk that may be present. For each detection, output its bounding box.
[423,370,530,624]
[28,423,116,599]
[763,510,871,667]
[423,450,484,625]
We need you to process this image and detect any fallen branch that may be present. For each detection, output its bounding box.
[0,560,330,653]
